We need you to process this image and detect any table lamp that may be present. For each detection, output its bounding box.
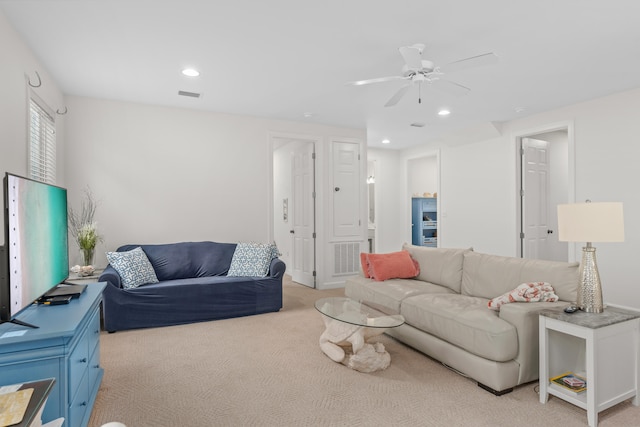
[557,201,624,313]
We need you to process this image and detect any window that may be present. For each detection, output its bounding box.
[28,96,56,184]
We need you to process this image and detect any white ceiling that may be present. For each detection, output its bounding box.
[3,0,640,150]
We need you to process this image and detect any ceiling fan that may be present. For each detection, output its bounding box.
[348,43,498,107]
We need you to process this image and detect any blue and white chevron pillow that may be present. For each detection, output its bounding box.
[227,242,280,277]
[106,246,159,289]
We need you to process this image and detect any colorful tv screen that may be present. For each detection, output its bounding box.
[1,173,69,320]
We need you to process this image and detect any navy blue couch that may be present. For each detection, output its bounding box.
[99,241,285,332]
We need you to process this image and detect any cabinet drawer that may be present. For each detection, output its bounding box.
[68,370,90,427]
[68,328,91,401]
[87,308,101,354]
[88,340,101,391]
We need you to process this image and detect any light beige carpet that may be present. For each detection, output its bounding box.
[89,277,639,427]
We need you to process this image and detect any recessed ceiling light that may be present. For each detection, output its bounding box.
[303,112,313,118]
[515,106,526,113]
[382,139,391,144]
[438,109,451,116]
[182,68,200,77]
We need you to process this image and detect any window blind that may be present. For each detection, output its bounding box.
[28,97,56,184]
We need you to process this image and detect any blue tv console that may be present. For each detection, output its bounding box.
[0,282,106,427]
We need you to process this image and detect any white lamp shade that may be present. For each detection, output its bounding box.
[557,202,624,243]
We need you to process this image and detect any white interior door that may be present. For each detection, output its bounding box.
[522,138,550,259]
[291,142,315,287]
[333,141,360,237]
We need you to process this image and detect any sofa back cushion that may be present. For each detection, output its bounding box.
[117,241,237,281]
[461,251,579,302]
[401,244,471,293]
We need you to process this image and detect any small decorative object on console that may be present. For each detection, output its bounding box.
[71,264,95,277]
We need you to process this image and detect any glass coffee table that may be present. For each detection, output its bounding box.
[314,297,405,372]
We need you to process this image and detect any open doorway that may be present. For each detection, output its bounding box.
[272,135,317,288]
[407,153,440,247]
[516,124,574,261]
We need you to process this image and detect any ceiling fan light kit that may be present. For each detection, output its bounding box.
[350,43,497,108]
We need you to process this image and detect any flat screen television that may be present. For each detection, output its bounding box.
[0,173,69,327]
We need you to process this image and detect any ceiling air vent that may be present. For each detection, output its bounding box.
[410,122,426,128]
[178,90,201,98]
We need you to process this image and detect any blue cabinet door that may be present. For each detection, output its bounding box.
[411,197,438,247]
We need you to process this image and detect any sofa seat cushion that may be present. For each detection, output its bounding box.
[400,294,518,362]
[345,276,454,315]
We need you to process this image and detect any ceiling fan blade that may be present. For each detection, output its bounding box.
[399,46,423,70]
[347,75,405,86]
[440,52,498,73]
[385,84,411,107]
[434,79,471,96]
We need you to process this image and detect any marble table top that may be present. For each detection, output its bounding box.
[540,305,640,329]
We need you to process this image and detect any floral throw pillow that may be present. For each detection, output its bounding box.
[487,282,559,311]
[106,246,159,289]
[227,242,280,277]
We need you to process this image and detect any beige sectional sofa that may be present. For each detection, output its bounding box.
[345,244,579,395]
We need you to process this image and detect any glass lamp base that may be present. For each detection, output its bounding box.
[577,246,603,313]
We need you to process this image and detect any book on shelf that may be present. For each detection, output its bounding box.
[549,371,587,394]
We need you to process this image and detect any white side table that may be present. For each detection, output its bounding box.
[539,306,640,426]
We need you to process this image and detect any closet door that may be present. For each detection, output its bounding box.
[332,140,360,237]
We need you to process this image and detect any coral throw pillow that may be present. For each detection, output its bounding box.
[361,251,420,282]
[360,252,371,278]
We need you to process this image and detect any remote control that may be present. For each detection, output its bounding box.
[563,305,579,313]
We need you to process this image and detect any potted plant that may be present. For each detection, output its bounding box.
[68,187,103,274]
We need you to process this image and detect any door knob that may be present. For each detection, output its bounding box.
[547,229,553,234]
[290,230,295,234]
[334,187,340,192]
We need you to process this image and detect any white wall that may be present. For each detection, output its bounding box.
[438,139,514,253]
[0,12,65,246]
[408,156,438,197]
[373,88,640,309]
[63,96,365,288]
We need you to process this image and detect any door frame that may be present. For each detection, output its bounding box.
[513,121,576,261]
[269,132,320,287]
